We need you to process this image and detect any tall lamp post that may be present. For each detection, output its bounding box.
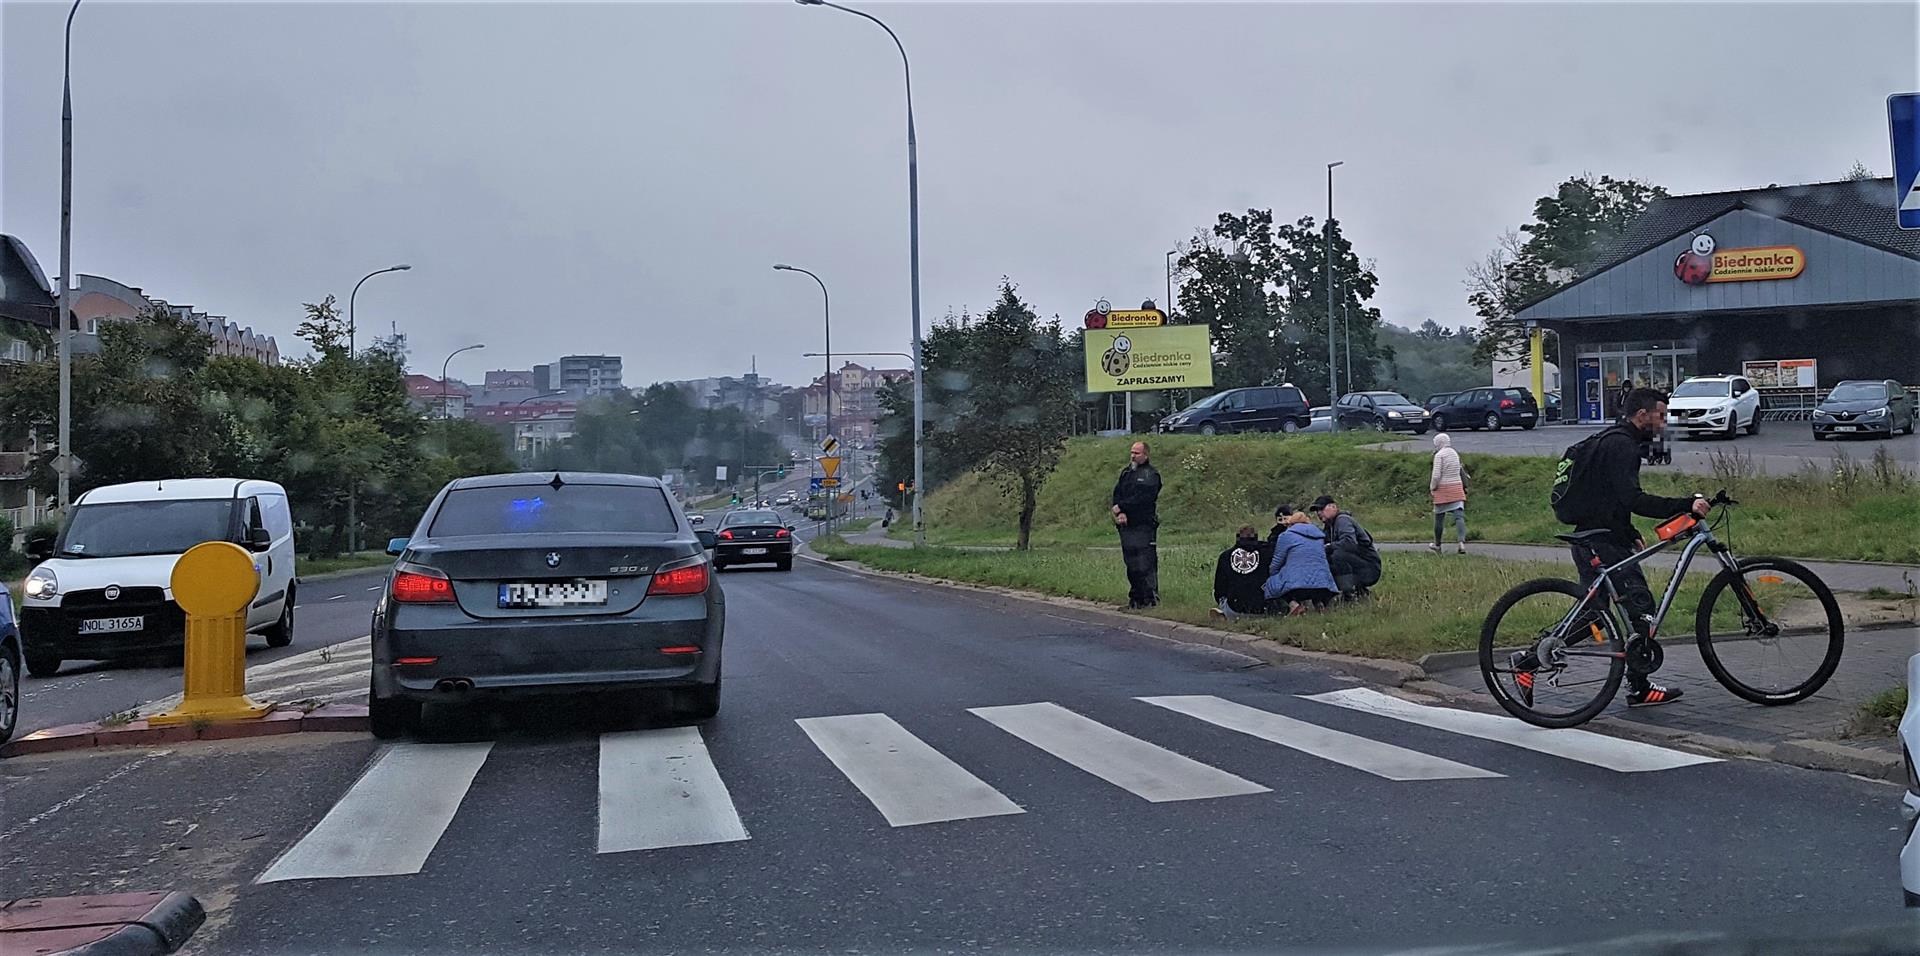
[441,344,485,419]
[795,0,924,547]
[1325,160,1344,418]
[1165,249,1177,318]
[348,263,410,356]
[774,263,831,535]
[55,0,82,514]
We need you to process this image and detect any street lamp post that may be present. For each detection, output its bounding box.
[1165,249,1177,319]
[441,344,485,420]
[795,0,924,547]
[55,0,81,514]
[774,264,831,535]
[348,264,410,356]
[1325,161,1344,416]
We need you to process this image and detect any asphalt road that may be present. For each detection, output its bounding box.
[16,568,389,732]
[4,557,1912,954]
[1378,420,1919,476]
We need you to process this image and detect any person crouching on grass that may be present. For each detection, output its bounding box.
[1261,510,1340,615]
[1210,525,1270,620]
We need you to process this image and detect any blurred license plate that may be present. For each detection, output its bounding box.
[1836,426,1857,432]
[78,616,143,634]
[498,580,608,609]
[742,548,768,555]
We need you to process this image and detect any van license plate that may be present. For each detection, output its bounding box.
[498,580,608,609]
[79,616,143,634]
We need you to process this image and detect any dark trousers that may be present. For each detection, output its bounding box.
[1328,551,1381,594]
[1275,588,1338,611]
[1119,525,1158,608]
[1571,539,1659,689]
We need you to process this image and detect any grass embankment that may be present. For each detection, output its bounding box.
[815,539,1772,661]
[298,551,398,576]
[918,434,1920,564]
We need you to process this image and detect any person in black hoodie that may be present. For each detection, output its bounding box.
[1210,525,1269,619]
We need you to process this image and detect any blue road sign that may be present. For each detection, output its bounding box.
[1890,93,1920,230]
[809,476,824,491]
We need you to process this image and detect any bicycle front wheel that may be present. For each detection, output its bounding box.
[1481,578,1627,728]
[1694,557,1844,705]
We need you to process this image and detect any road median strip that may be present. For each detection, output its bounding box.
[1,703,368,758]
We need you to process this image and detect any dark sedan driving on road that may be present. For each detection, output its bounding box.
[369,472,722,738]
[712,509,795,571]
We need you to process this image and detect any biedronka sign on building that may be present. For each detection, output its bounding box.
[1083,325,1214,393]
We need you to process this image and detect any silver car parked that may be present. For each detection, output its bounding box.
[369,473,723,738]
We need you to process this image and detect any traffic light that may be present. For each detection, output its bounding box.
[897,482,906,491]
[729,493,740,505]
[777,467,786,478]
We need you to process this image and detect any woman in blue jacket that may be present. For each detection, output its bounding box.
[1262,510,1340,614]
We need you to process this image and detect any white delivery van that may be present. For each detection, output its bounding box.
[19,478,296,676]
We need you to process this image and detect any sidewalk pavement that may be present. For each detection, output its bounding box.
[1377,542,1920,593]
[843,524,913,550]
[1419,624,1916,768]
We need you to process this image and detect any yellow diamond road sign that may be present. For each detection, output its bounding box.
[819,456,841,479]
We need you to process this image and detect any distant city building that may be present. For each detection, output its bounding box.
[485,369,538,391]
[405,374,471,418]
[473,400,576,425]
[514,412,575,459]
[66,274,280,365]
[803,361,911,446]
[556,355,623,395]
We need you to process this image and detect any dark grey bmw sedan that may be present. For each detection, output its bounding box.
[369,472,723,738]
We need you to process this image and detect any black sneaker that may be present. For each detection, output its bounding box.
[1507,650,1540,707]
[1626,684,1684,707]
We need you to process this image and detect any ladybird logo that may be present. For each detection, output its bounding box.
[1674,234,1716,285]
[1676,233,1804,285]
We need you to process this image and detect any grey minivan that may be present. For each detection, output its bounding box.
[369,473,723,738]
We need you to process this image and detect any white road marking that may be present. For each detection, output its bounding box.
[0,750,172,845]
[597,727,749,853]
[797,713,1025,827]
[1303,688,1720,773]
[1138,695,1503,781]
[256,742,493,882]
[969,702,1269,802]
[326,594,346,601]
[366,585,381,592]
[246,636,372,678]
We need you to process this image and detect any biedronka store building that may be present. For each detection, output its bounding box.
[1516,177,1920,423]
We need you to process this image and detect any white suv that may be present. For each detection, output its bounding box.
[1665,374,1761,439]
[1901,653,1920,907]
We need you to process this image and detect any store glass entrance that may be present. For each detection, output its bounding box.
[1574,340,1697,422]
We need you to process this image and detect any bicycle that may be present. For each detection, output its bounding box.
[1478,490,1845,728]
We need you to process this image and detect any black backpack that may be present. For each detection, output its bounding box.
[1549,429,1616,524]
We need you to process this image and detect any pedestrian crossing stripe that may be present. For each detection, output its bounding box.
[1302,688,1720,772]
[254,693,1719,883]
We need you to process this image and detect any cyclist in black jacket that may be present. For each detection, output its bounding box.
[1520,386,1711,707]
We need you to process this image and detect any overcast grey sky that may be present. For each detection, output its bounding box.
[4,2,1915,390]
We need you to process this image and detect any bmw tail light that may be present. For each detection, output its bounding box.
[392,567,456,603]
[649,561,710,596]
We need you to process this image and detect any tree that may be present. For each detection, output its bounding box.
[1175,209,1390,404]
[1468,174,1665,367]
[924,282,1079,549]
[1845,160,1875,181]
[0,306,224,495]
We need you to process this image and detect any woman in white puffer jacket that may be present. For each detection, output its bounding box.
[1429,432,1468,554]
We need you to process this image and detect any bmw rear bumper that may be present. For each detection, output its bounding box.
[372,594,723,701]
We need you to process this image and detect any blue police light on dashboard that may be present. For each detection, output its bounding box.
[506,496,546,532]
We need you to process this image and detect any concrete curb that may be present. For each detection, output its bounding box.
[1,891,204,955]
[797,551,1425,687]
[1,704,369,758]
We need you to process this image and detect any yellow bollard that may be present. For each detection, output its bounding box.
[151,541,269,726]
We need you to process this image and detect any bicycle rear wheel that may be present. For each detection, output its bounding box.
[1480,578,1627,728]
[1694,557,1844,705]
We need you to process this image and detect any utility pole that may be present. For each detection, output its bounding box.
[1326,160,1344,415]
[56,0,81,514]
